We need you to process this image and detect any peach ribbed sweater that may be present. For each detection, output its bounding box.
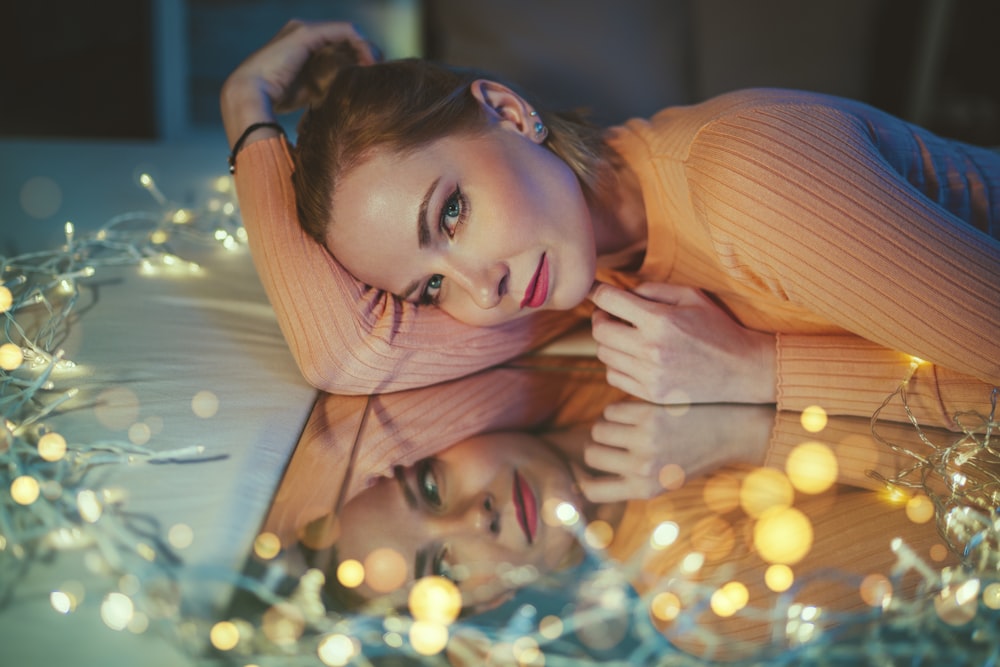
[235,88,999,428]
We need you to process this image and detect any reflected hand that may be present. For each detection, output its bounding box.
[574,400,774,503]
[221,20,381,141]
[589,282,777,405]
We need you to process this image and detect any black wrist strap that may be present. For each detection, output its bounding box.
[228,122,285,174]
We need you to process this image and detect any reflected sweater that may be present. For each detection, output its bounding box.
[234,88,999,428]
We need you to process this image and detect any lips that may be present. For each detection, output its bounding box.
[520,253,549,309]
[512,470,538,544]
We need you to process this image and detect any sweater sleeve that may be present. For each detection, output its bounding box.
[233,136,581,394]
[685,100,1000,427]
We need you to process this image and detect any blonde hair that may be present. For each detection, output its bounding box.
[292,58,612,244]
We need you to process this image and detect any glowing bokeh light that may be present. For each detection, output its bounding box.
[584,520,614,550]
[765,564,795,592]
[650,592,682,621]
[101,592,134,631]
[77,490,103,523]
[658,463,686,491]
[740,468,794,518]
[555,502,579,526]
[210,621,240,651]
[539,615,564,639]
[983,583,1000,610]
[128,422,152,446]
[127,612,149,634]
[785,442,837,494]
[513,636,542,665]
[929,543,949,562]
[650,521,680,550]
[859,573,892,608]
[317,633,356,666]
[168,524,194,549]
[905,494,935,524]
[409,576,462,626]
[364,547,408,593]
[409,621,449,656]
[800,405,828,433]
[38,432,67,462]
[50,591,75,614]
[711,581,750,617]
[337,560,365,588]
[253,532,281,560]
[0,343,23,369]
[753,507,813,564]
[11,476,41,505]
[261,604,305,646]
[681,552,705,574]
[934,583,979,626]
[192,390,220,418]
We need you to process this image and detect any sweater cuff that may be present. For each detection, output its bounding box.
[774,334,994,431]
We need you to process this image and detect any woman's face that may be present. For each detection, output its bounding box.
[327,110,598,327]
[333,431,585,611]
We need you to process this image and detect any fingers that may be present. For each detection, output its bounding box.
[632,281,704,305]
[589,282,701,324]
[571,462,658,504]
[583,442,643,477]
[602,399,649,425]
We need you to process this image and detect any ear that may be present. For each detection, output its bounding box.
[468,79,541,141]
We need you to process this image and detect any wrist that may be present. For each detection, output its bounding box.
[220,74,278,147]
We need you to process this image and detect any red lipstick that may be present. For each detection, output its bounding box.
[512,470,538,544]
[520,253,549,309]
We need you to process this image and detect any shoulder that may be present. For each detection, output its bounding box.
[612,88,879,161]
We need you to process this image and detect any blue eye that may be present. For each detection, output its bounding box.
[417,459,442,508]
[440,187,466,237]
[420,274,444,305]
[419,187,468,306]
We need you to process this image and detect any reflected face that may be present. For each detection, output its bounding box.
[334,431,584,610]
[328,124,597,326]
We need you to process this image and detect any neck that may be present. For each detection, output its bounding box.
[588,162,647,261]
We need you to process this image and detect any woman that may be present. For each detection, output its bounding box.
[222,21,999,428]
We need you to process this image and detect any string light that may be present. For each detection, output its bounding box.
[2,161,996,667]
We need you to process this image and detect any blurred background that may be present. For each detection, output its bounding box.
[1,0,998,146]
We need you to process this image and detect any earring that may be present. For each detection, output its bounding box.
[530,111,547,140]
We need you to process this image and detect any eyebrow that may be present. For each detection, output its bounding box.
[417,177,440,250]
[394,466,430,580]
[396,178,441,301]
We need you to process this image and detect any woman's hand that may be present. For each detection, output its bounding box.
[574,400,775,503]
[589,282,777,406]
[220,20,381,147]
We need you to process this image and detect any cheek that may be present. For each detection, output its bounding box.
[440,297,527,327]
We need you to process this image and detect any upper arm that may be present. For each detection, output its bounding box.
[685,102,1000,384]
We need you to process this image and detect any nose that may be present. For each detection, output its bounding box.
[435,492,501,536]
[447,257,509,309]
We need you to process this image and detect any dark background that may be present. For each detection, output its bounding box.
[1,0,997,145]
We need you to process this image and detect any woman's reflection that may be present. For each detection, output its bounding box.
[331,431,615,613]
[306,406,965,660]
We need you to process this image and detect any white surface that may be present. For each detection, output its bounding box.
[0,139,318,665]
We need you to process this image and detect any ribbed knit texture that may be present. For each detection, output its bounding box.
[235,88,999,431]
[608,88,998,425]
[235,138,580,395]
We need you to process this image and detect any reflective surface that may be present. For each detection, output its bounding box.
[242,366,1000,665]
